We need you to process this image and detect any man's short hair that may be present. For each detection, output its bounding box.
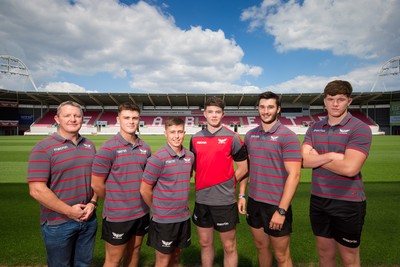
[204,96,225,110]
[57,101,83,116]
[165,117,185,130]
[118,102,141,115]
[257,91,281,108]
[324,80,353,98]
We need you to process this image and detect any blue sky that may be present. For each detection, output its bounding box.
[0,0,399,94]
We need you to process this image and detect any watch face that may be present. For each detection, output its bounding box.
[278,208,286,215]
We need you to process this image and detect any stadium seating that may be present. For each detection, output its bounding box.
[25,109,383,135]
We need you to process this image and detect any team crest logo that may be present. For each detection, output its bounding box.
[218,138,227,144]
[270,136,279,141]
[112,232,124,239]
[339,129,350,134]
[162,240,173,247]
[184,158,191,163]
[139,148,147,154]
[83,144,92,148]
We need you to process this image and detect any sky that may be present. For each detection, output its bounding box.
[0,0,399,94]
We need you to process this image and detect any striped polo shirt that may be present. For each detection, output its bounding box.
[92,132,151,222]
[245,122,302,205]
[142,144,194,223]
[27,133,96,226]
[303,112,372,202]
[190,126,247,205]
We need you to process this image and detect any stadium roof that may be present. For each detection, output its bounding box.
[1,88,399,108]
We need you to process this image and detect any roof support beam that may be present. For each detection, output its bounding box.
[128,95,137,105]
[238,95,244,108]
[147,94,156,107]
[48,93,63,104]
[310,93,323,105]
[166,95,172,107]
[108,94,120,106]
[68,94,84,105]
[292,94,302,104]
[87,94,103,107]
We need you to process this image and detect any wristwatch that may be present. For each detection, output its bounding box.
[89,200,98,208]
[277,207,286,216]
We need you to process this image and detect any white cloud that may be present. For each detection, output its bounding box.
[0,0,261,93]
[38,82,95,93]
[241,0,400,59]
[264,63,393,93]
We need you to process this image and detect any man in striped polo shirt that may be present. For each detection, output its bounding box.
[302,80,372,267]
[27,101,98,267]
[190,96,248,267]
[140,117,194,267]
[91,103,151,267]
[244,91,302,267]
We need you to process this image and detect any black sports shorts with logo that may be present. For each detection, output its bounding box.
[101,214,150,245]
[192,202,239,232]
[310,195,366,248]
[146,219,191,254]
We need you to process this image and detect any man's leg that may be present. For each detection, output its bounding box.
[219,228,238,267]
[74,216,98,267]
[197,226,215,267]
[316,236,337,267]
[250,227,272,267]
[270,235,292,267]
[41,221,78,267]
[104,242,128,267]
[123,235,145,267]
[169,248,182,267]
[337,243,360,267]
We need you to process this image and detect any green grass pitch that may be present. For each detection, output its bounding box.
[0,135,399,266]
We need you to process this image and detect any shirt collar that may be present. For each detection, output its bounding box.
[258,120,281,134]
[322,112,352,127]
[164,143,185,159]
[116,132,141,148]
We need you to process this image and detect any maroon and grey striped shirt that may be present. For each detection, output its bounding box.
[142,144,194,223]
[245,121,302,205]
[92,133,151,222]
[27,133,96,225]
[303,112,372,202]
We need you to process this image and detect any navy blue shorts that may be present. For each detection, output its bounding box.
[310,195,366,248]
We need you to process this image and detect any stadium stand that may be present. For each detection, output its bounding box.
[1,88,398,136]
[24,110,383,136]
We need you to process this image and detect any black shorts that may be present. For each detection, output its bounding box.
[192,202,239,232]
[310,195,366,248]
[246,197,292,237]
[147,219,191,254]
[101,214,150,245]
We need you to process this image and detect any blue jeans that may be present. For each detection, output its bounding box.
[41,215,98,267]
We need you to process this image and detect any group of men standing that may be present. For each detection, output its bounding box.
[27,80,372,267]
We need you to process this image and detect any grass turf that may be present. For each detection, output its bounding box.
[0,135,399,266]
